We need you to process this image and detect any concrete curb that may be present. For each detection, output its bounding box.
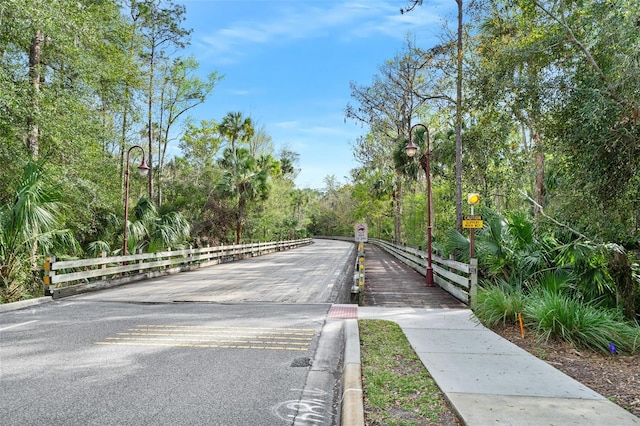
[293,319,342,426]
[341,319,364,426]
[0,296,53,313]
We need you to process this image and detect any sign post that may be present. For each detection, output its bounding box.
[463,194,482,257]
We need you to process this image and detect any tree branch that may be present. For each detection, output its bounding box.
[400,0,423,15]
[520,190,589,240]
[532,0,640,122]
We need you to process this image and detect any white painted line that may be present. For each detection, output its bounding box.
[0,320,39,332]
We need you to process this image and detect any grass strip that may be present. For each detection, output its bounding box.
[358,319,460,425]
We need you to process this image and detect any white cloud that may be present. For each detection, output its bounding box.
[198,1,447,63]
[299,125,352,137]
[274,120,300,129]
[228,89,253,96]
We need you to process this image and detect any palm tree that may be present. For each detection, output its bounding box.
[217,148,270,243]
[217,112,257,241]
[218,111,254,154]
[290,189,309,223]
[0,161,77,301]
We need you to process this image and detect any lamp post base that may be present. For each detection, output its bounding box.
[426,267,434,287]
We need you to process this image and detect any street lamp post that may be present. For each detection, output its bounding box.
[405,123,434,287]
[123,145,150,256]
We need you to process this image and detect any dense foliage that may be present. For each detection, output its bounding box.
[1,0,639,325]
[0,1,329,302]
[346,1,639,333]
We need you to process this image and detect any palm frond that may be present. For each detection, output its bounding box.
[442,228,469,260]
[86,240,112,257]
[506,211,534,248]
[132,196,157,222]
[532,268,576,294]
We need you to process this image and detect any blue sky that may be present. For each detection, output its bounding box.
[176,0,455,189]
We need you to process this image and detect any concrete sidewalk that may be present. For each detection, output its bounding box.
[355,306,640,426]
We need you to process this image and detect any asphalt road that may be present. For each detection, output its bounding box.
[0,239,355,426]
[72,239,354,304]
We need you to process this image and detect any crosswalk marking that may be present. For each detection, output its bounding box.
[95,325,315,352]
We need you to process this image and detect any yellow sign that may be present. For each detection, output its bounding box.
[462,215,483,229]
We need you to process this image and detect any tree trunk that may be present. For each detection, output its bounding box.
[27,30,44,159]
[236,197,245,244]
[156,79,167,206]
[454,0,464,232]
[120,87,130,194]
[533,131,545,216]
[146,34,157,201]
[609,249,636,322]
[393,174,403,243]
[147,60,155,201]
[236,220,242,244]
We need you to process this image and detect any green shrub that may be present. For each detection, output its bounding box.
[474,283,526,327]
[525,289,640,354]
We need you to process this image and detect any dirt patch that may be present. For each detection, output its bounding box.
[492,324,640,417]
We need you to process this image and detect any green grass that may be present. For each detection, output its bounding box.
[359,319,459,425]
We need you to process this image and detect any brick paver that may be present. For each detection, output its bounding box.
[362,243,466,309]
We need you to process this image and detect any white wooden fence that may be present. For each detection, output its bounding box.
[43,239,313,298]
[369,238,477,305]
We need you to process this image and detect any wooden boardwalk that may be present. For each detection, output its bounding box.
[362,243,467,309]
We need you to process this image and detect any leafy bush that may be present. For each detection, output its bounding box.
[461,207,636,323]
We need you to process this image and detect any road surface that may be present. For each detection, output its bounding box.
[0,239,354,426]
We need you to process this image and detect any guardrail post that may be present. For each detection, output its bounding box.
[99,252,107,274]
[137,248,144,273]
[351,243,365,304]
[469,257,478,306]
[43,255,56,296]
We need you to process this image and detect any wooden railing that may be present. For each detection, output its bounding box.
[369,238,477,305]
[43,239,313,298]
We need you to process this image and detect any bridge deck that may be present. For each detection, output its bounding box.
[362,243,466,309]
